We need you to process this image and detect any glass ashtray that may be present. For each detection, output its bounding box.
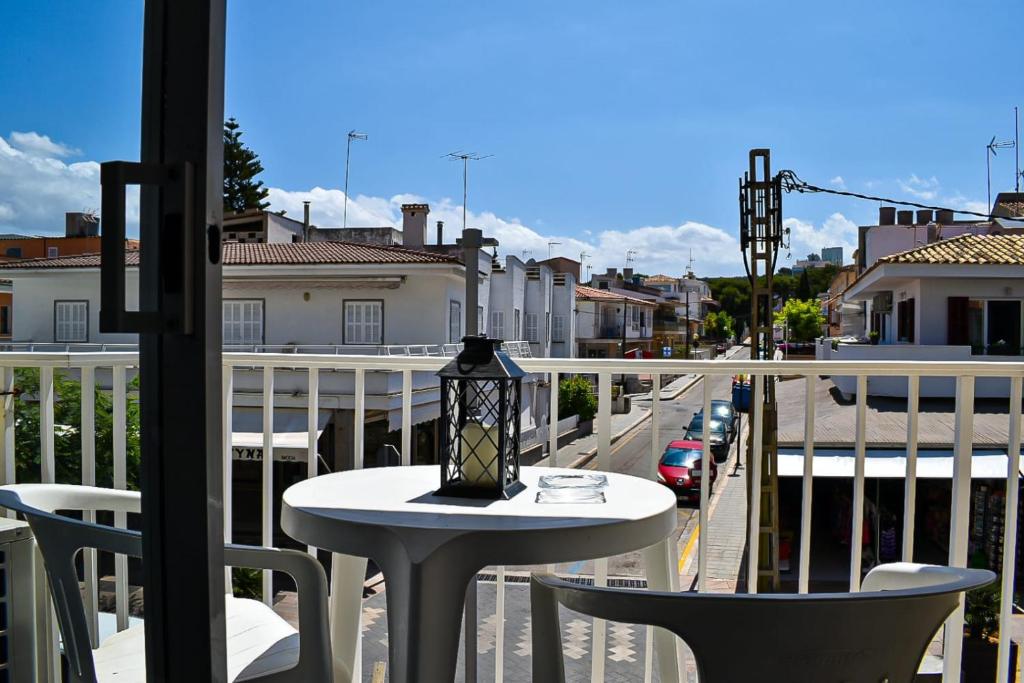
[537,473,608,490]
[535,488,607,504]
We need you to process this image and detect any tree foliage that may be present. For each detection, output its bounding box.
[796,268,812,300]
[707,263,836,333]
[558,375,597,421]
[704,310,734,339]
[223,118,270,215]
[773,298,826,342]
[13,369,141,489]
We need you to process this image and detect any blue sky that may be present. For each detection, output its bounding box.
[1,0,1020,276]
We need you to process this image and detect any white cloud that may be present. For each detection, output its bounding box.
[267,186,746,277]
[898,174,940,201]
[829,176,846,190]
[0,133,130,234]
[8,131,80,158]
[784,212,858,265]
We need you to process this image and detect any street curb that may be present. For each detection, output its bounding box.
[565,346,746,470]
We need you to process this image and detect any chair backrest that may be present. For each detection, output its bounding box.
[531,563,995,683]
[0,484,144,683]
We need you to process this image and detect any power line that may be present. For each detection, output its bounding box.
[777,169,1008,220]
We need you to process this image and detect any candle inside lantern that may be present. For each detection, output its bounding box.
[460,421,500,485]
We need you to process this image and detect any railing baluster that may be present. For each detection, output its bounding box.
[548,371,559,467]
[747,374,763,594]
[590,557,608,683]
[698,377,711,592]
[902,375,920,561]
[261,365,274,606]
[113,365,129,631]
[354,368,365,469]
[495,565,505,683]
[942,375,974,682]
[81,366,99,646]
[1,366,15,513]
[650,374,660,478]
[996,375,1022,683]
[849,374,867,592]
[798,374,815,594]
[39,366,54,483]
[223,365,234,590]
[401,369,412,466]
[306,368,319,560]
[591,372,612,682]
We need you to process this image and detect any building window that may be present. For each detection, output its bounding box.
[631,306,641,331]
[5,247,21,258]
[0,305,9,336]
[223,299,264,345]
[525,313,539,342]
[491,310,505,339]
[47,246,59,258]
[552,314,565,342]
[54,300,88,342]
[449,300,461,343]
[344,300,383,345]
[514,309,521,340]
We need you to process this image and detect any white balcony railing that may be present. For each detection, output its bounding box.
[0,352,1021,682]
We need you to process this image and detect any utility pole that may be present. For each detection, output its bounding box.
[342,130,368,230]
[739,148,784,592]
[444,151,492,232]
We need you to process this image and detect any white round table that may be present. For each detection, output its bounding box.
[281,465,679,683]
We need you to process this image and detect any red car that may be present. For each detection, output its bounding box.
[657,439,717,499]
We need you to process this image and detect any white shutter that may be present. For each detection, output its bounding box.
[553,315,565,342]
[490,310,505,339]
[54,301,88,342]
[344,301,383,344]
[223,300,263,345]
[525,314,538,342]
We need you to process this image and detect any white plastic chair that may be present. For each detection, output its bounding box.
[0,484,330,683]
[531,562,995,682]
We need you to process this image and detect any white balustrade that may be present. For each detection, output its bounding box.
[0,351,1020,682]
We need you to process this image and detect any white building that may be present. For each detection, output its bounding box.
[819,234,1024,398]
[575,284,656,358]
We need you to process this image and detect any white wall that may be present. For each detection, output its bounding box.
[550,273,576,358]
[864,225,982,268]
[524,265,552,356]
[488,257,526,342]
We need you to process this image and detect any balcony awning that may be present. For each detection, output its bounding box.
[231,407,332,462]
[386,401,440,432]
[778,447,1023,479]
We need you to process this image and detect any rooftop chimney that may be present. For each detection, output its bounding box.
[302,201,311,242]
[878,206,896,225]
[623,267,634,281]
[437,220,444,245]
[896,210,914,225]
[936,209,954,224]
[65,211,99,237]
[605,267,617,277]
[400,203,429,249]
[916,209,933,225]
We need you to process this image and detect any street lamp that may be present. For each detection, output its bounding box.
[343,130,368,230]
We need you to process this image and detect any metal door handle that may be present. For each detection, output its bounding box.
[100,161,194,334]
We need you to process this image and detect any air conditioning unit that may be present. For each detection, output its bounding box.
[0,517,36,682]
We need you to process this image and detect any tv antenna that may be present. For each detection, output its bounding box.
[986,135,1015,213]
[547,241,561,259]
[521,249,533,260]
[343,130,368,230]
[625,249,637,264]
[443,151,493,231]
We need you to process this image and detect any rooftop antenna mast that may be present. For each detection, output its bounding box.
[444,151,493,232]
[343,130,368,230]
[686,248,695,276]
[625,249,637,264]
[986,135,1015,213]
[580,251,591,283]
[1016,106,1021,193]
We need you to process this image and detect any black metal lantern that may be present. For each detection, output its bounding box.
[437,335,526,499]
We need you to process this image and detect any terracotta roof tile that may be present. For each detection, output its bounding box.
[575,284,656,305]
[878,233,1024,266]
[0,241,460,269]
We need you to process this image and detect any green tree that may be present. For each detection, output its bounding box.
[223,118,270,214]
[704,310,734,339]
[796,268,812,299]
[773,298,826,342]
[558,375,598,421]
[13,369,141,489]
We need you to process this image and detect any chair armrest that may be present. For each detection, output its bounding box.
[862,562,993,593]
[224,545,331,682]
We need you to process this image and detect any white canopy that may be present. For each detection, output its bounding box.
[232,407,332,462]
[777,448,1023,479]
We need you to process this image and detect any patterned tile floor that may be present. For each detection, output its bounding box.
[358,578,701,682]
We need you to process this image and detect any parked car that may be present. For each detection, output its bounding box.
[715,342,727,354]
[657,439,717,500]
[683,413,729,462]
[709,399,738,438]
